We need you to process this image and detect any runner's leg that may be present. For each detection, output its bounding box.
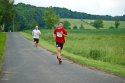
[36,39,39,48]
[57,47,61,59]
[34,38,36,48]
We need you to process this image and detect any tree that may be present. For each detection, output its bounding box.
[63,21,71,29]
[115,20,120,29]
[43,7,59,29]
[14,3,46,31]
[73,25,78,29]
[79,23,84,29]
[92,20,103,29]
[0,0,15,32]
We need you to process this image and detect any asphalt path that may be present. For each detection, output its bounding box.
[0,32,125,83]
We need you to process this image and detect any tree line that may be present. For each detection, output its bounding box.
[53,7,125,21]
[0,2,124,31]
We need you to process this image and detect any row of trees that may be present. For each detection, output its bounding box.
[0,0,15,32]
[1,2,121,31]
[42,7,120,30]
[14,3,45,31]
[53,7,125,21]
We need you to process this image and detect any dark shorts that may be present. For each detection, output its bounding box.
[56,42,64,50]
[34,38,39,43]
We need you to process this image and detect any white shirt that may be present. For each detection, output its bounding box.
[32,29,41,39]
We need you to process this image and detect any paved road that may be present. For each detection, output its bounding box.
[0,32,125,83]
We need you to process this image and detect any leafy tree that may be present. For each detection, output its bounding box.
[92,20,103,29]
[115,20,120,29]
[63,21,71,29]
[73,25,78,29]
[15,3,45,31]
[79,23,84,29]
[43,7,59,29]
[0,0,15,31]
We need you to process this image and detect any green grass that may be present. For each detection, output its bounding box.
[0,32,6,72]
[41,29,125,66]
[61,18,95,29]
[61,18,125,29]
[21,28,125,77]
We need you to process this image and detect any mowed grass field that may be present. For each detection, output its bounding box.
[61,18,125,29]
[0,33,6,64]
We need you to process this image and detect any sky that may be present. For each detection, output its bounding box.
[14,0,125,16]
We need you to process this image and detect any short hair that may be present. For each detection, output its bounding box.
[58,22,64,25]
[35,26,39,29]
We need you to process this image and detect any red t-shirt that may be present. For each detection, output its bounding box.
[54,28,67,44]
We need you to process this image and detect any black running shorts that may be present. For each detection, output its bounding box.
[34,38,39,43]
[56,42,64,50]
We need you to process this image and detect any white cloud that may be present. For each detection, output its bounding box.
[14,0,125,16]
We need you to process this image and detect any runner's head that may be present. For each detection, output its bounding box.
[35,26,39,30]
[58,22,64,28]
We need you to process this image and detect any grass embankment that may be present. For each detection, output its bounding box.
[21,29,125,77]
[0,32,6,72]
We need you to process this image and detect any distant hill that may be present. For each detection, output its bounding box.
[15,3,125,21]
[14,3,125,30]
[53,7,125,21]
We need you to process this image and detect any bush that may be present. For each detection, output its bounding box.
[92,20,103,29]
[115,20,120,29]
[109,26,114,29]
[63,21,71,29]
[79,24,84,29]
[73,25,78,29]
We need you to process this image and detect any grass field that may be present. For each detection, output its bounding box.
[61,18,125,29]
[21,28,125,77]
[41,29,125,66]
[0,32,6,72]
[61,18,95,29]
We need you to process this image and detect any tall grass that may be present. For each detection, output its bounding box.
[24,28,125,66]
[38,29,125,66]
[66,29,125,66]
[0,33,6,64]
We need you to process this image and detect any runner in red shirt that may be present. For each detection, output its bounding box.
[53,22,68,64]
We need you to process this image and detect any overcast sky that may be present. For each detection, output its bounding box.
[14,0,125,16]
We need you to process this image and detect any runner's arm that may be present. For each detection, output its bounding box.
[39,31,41,35]
[32,31,34,36]
[62,30,67,37]
[53,29,56,38]
[53,34,56,38]
[62,34,67,37]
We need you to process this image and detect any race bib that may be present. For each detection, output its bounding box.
[57,32,62,37]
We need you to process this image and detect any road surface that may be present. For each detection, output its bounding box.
[0,32,125,83]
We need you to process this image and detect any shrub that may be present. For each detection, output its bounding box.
[73,25,78,29]
[92,20,103,29]
[79,24,84,29]
[63,21,71,29]
[109,26,114,29]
